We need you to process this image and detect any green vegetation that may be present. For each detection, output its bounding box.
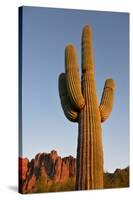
[34,176,75,193]
[49,178,75,192]
[34,167,129,193]
[35,176,49,193]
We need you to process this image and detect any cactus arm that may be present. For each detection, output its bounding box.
[65,44,85,110]
[99,79,115,123]
[82,25,94,74]
[58,73,79,122]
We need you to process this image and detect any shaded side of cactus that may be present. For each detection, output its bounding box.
[58,25,115,190]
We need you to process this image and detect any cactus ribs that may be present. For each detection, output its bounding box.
[58,25,115,190]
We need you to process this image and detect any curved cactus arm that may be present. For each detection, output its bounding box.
[59,73,79,122]
[65,44,85,110]
[82,25,94,74]
[99,78,115,123]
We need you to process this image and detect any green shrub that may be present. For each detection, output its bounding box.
[35,176,49,193]
[35,177,75,193]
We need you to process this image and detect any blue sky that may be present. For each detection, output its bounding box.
[21,6,129,172]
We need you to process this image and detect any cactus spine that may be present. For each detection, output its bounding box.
[58,25,115,190]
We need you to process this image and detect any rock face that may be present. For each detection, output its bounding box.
[104,166,129,188]
[19,150,76,193]
[19,150,129,194]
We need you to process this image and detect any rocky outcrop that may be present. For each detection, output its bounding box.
[104,166,129,188]
[19,150,76,193]
[19,157,29,180]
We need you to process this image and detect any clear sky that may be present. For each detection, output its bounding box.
[21,6,129,172]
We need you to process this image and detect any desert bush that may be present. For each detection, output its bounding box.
[35,176,49,193]
[35,177,75,193]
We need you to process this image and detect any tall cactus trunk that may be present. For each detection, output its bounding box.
[58,25,115,190]
[76,72,103,189]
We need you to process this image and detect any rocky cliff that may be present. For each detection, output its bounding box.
[19,150,76,193]
[19,150,129,194]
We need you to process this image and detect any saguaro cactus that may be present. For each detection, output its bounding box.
[58,25,115,190]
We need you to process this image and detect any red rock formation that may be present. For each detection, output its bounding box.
[19,157,29,193]
[19,157,29,180]
[19,150,76,193]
